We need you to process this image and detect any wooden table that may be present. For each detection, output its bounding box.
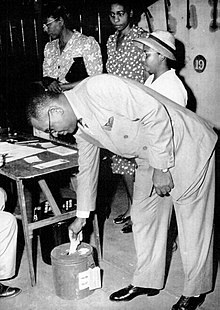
[0,143,101,286]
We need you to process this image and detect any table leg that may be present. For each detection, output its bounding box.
[16,179,36,286]
[38,179,61,216]
[93,213,102,262]
[70,175,77,192]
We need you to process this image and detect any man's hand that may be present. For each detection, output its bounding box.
[47,80,62,93]
[60,81,81,91]
[152,168,174,197]
[68,217,86,240]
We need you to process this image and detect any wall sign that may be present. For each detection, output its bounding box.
[193,55,206,73]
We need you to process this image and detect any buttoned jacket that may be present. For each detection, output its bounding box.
[64,74,217,213]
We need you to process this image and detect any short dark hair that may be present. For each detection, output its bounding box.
[26,83,59,124]
[108,0,133,14]
[43,3,71,27]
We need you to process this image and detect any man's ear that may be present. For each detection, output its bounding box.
[159,54,166,62]
[58,17,64,26]
[49,107,64,116]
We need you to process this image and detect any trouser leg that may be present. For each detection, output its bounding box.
[0,211,18,279]
[122,173,134,217]
[123,173,134,203]
[131,163,173,288]
[174,153,215,296]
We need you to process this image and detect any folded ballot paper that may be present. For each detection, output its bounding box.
[68,231,83,254]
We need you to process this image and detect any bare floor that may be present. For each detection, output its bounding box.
[1,176,220,310]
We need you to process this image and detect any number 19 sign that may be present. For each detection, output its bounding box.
[193,55,206,73]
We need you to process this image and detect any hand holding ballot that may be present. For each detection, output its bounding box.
[68,231,82,254]
[68,217,87,241]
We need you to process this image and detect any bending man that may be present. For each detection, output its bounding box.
[27,74,217,310]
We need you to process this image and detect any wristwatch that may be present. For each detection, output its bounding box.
[161,168,169,173]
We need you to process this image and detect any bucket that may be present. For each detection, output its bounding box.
[51,242,95,300]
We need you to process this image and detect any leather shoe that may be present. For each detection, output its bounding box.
[172,240,178,252]
[0,283,21,298]
[109,284,159,302]
[171,294,206,310]
[113,214,131,224]
[121,223,133,233]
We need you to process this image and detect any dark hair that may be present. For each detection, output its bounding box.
[108,0,133,14]
[43,3,71,28]
[131,1,151,28]
[26,82,60,124]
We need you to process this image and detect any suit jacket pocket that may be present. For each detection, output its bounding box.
[109,116,140,157]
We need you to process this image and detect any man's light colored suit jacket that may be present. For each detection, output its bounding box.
[64,74,218,214]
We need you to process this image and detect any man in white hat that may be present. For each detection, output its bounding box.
[0,188,21,298]
[135,29,188,107]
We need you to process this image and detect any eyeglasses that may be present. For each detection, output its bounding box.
[43,18,58,32]
[142,51,159,58]
[45,109,59,138]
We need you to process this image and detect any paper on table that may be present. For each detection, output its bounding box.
[39,142,56,149]
[33,158,69,169]
[0,142,45,163]
[48,146,77,156]
[24,156,42,163]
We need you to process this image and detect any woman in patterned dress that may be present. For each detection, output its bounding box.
[106,0,148,233]
[42,4,103,93]
[106,0,148,83]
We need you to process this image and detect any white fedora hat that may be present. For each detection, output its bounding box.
[134,30,176,61]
